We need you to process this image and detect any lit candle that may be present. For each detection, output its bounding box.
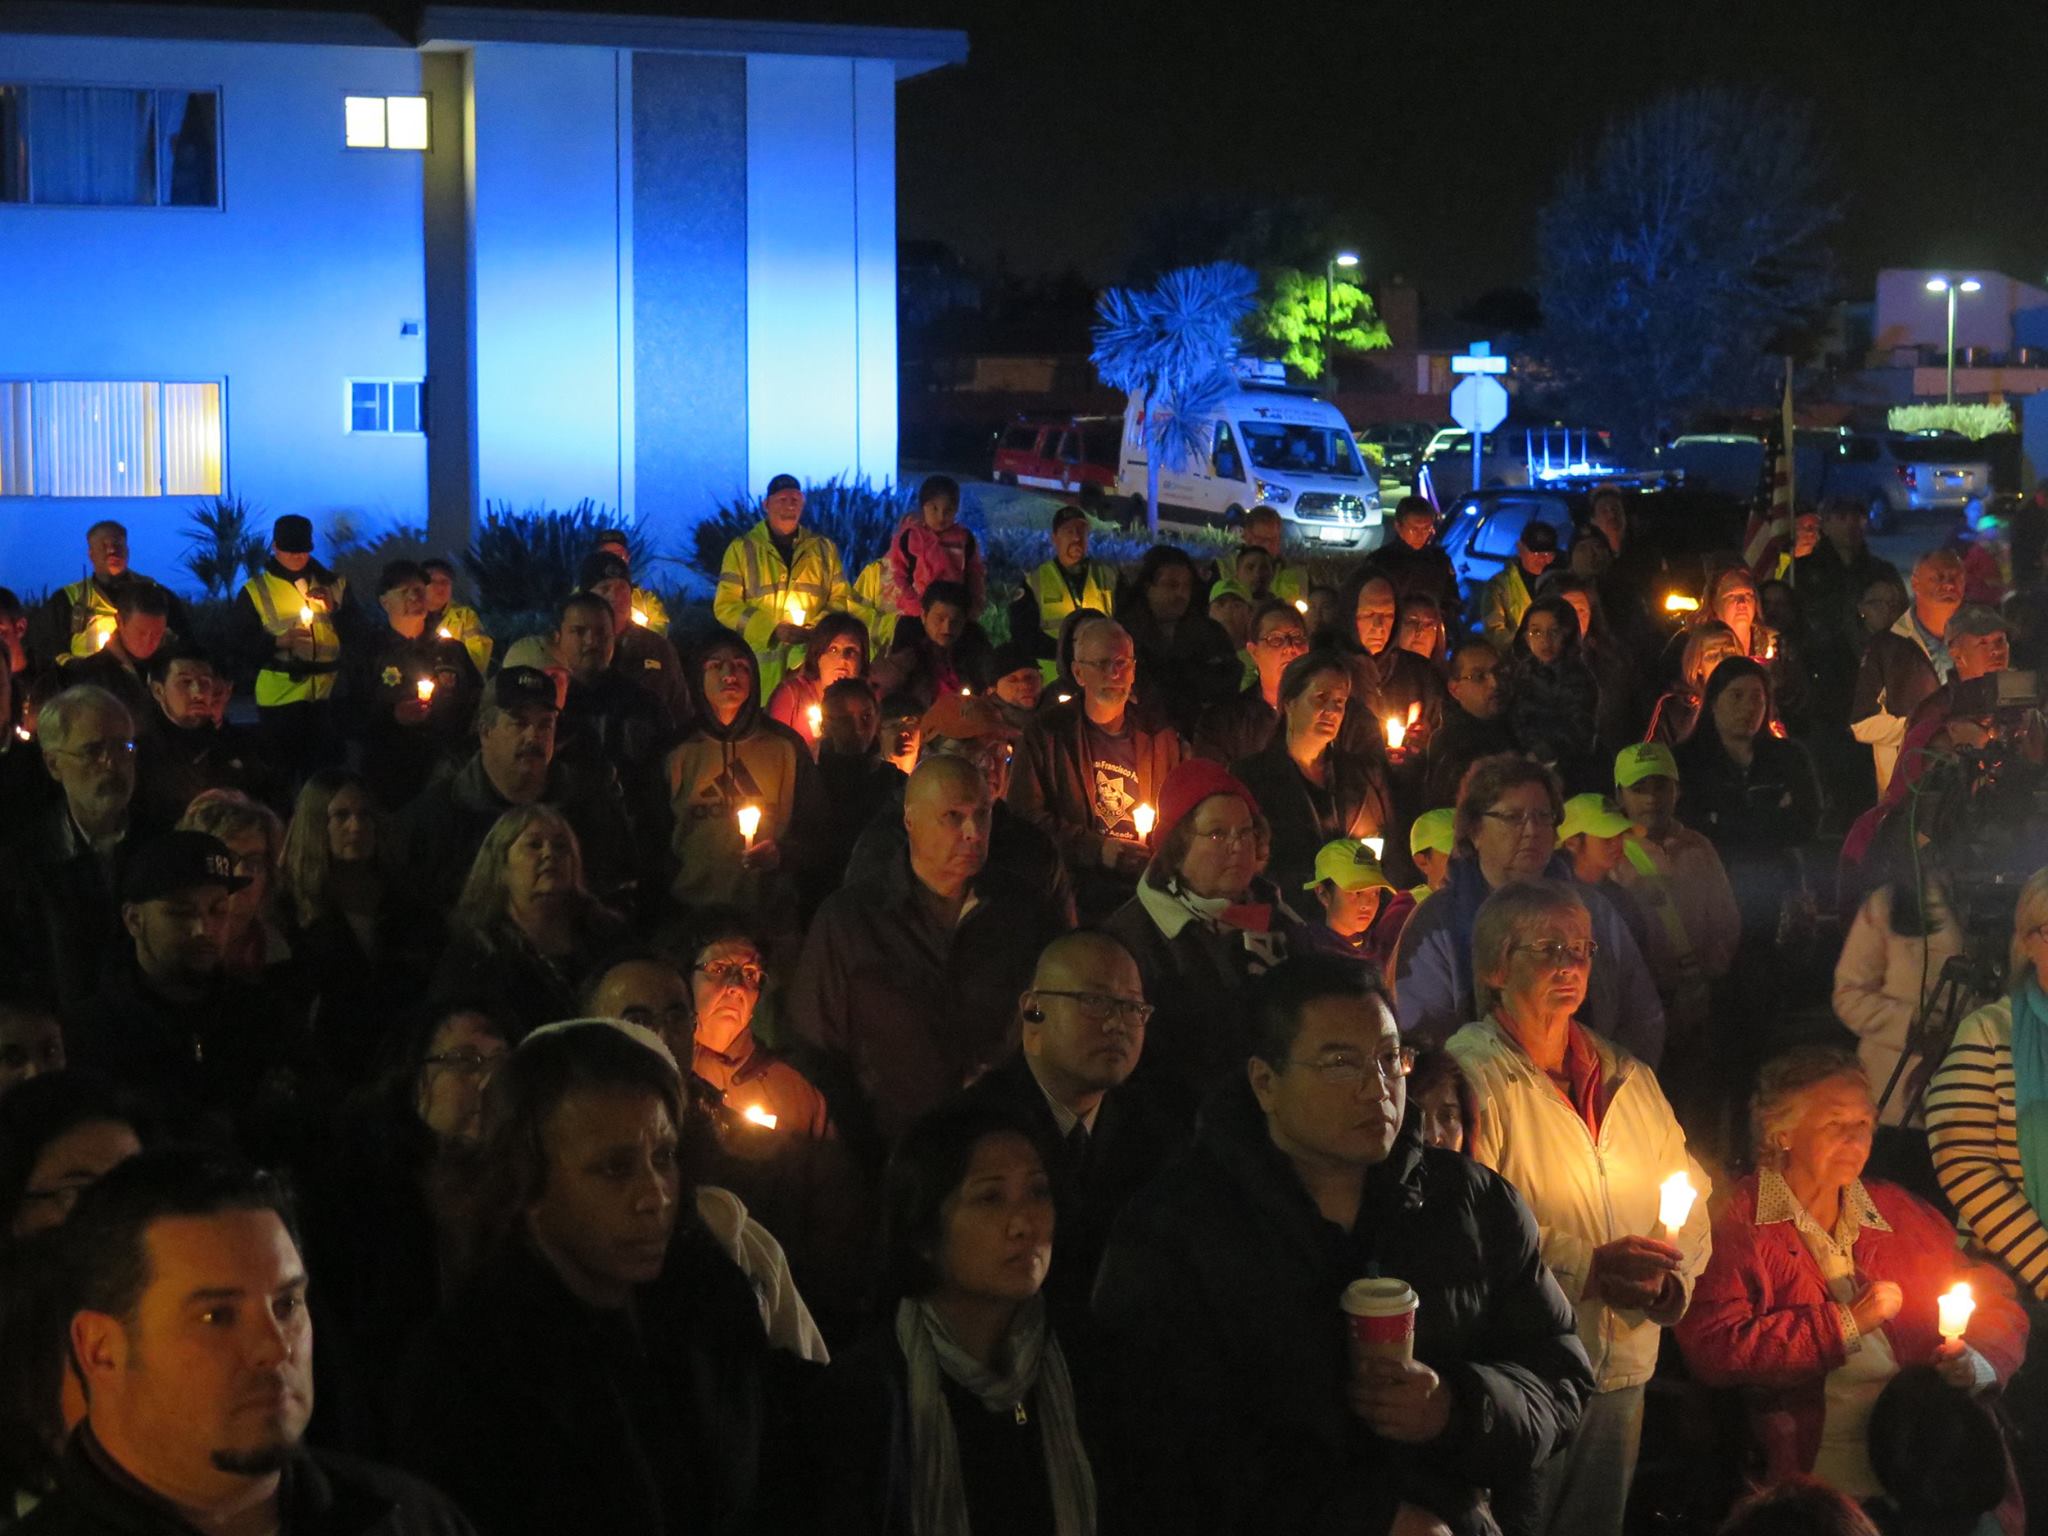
[741,1104,778,1130]
[1363,837,1384,860]
[437,624,453,640]
[1937,1281,1975,1343]
[14,725,29,742]
[805,703,822,736]
[1134,803,1156,842]
[93,627,110,652]
[630,606,649,628]
[416,677,435,703]
[298,603,315,627]
[785,599,807,627]
[1658,1172,1697,1237]
[1663,592,1699,614]
[1056,692,1072,704]
[1294,598,1309,615]
[1383,714,1407,750]
[960,685,972,697]
[736,803,762,851]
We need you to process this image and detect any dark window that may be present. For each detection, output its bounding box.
[0,84,220,208]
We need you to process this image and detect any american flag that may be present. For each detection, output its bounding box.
[1743,359,1797,582]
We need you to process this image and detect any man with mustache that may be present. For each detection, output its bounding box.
[35,1148,472,1535]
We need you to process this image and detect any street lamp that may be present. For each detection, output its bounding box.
[1924,274,1982,406]
[1324,250,1360,393]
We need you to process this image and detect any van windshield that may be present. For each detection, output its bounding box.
[1240,421,1364,478]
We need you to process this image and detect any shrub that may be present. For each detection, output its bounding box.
[180,497,267,600]
[463,500,647,638]
[1886,403,2016,440]
[690,476,916,581]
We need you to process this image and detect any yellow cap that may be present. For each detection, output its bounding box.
[1614,741,1679,788]
[1305,838,1392,892]
[1556,792,1634,845]
[1409,807,1457,857]
[1209,578,1255,606]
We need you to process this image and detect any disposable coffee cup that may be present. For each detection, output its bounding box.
[1342,1277,1417,1372]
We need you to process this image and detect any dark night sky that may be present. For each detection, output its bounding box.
[856,0,2048,309]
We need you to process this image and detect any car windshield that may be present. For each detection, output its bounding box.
[1890,434,1977,464]
[1240,421,1363,477]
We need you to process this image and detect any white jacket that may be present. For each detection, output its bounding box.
[695,1185,830,1364]
[1831,883,1963,1128]
[1446,1017,1712,1392]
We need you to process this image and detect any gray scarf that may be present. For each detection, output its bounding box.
[894,1296,1096,1536]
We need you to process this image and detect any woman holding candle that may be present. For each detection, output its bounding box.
[1336,568,1444,760]
[766,613,871,753]
[1445,879,1711,1536]
[1677,1046,2027,1528]
[1228,649,1393,899]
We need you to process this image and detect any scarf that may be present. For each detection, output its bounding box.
[2010,978,2048,1214]
[895,1296,1096,1536]
[1170,881,1287,973]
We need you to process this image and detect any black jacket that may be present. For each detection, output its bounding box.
[392,1230,802,1536]
[342,629,482,812]
[1423,702,1517,811]
[1364,540,1460,616]
[1193,686,1280,765]
[14,1427,473,1536]
[0,801,164,1011]
[1230,735,1393,900]
[134,717,283,826]
[1091,1081,1593,1536]
[844,793,1076,928]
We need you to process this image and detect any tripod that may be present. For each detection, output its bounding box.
[1875,950,2002,1126]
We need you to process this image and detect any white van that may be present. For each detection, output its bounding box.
[1115,382,1382,549]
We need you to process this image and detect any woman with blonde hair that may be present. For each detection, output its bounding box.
[177,788,288,978]
[429,804,626,1041]
[1647,620,1741,747]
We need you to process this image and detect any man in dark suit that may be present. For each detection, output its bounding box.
[963,930,1184,1344]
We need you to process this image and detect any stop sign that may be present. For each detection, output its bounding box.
[1449,375,1509,435]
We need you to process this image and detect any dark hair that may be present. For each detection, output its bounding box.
[798,613,871,682]
[1446,635,1500,677]
[1277,647,1353,712]
[0,1075,153,1241]
[881,1099,1045,1301]
[63,1148,296,1322]
[1866,1366,2006,1523]
[0,588,20,619]
[113,581,170,620]
[823,676,876,708]
[917,474,960,508]
[1248,954,1393,1070]
[1511,594,1584,665]
[1250,599,1304,641]
[377,560,427,594]
[141,643,218,688]
[1452,753,1563,853]
[1132,545,1197,595]
[878,688,924,723]
[1408,1048,1481,1151]
[1699,654,1773,742]
[1714,1479,1878,1536]
[1393,495,1434,523]
[421,557,455,580]
[469,1022,691,1263]
[922,580,971,616]
[554,590,611,631]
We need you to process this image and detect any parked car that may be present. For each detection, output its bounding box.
[1358,421,1437,485]
[991,414,1122,500]
[1418,424,1619,507]
[1115,382,1382,548]
[1657,428,1991,532]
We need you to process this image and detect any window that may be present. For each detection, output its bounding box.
[0,380,222,497]
[0,85,219,207]
[347,380,425,435]
[343,95,428,151]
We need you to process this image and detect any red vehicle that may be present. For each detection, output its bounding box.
[991,415,1121,500]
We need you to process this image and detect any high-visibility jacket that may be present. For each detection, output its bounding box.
[243,568,345,707]
[59,578,120,660]
[847,558,900,656]
[1270,560,1307,606]
[713,522,850,696]
[431,603,494,674]
[1027,558,1118,681]
[630,585,670,636]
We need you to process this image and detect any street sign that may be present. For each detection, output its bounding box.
[1449,375,1508,434]
[1450,341,1509,376]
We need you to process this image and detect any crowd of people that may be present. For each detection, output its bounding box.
[0,474,2046,1536]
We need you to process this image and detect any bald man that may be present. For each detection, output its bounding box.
[960,930,1186,1339]
[790,757,1066,1163]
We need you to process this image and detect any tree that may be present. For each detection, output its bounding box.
[1535,88,1838,455]
[1254,269,1391,380]
[1091,263,1259,535]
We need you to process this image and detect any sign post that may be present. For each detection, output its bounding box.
[1449,343,1510,495]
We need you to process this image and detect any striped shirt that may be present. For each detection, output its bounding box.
[1924,996,2048,1302]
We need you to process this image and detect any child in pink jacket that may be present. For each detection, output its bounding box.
[888,474,986,619]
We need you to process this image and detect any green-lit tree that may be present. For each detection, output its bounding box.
[1255,269,1391,380]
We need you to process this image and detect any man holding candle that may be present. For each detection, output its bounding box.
[233,514,354,782]
[1679,1046,2026,1522]
[714,472,852,698]
[1446,880,1711,1536]
[344,560,481,811]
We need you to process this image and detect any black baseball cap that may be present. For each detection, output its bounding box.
[766,473,802,497]
[576,552,630,588]
[493,665,560,713]
[378,559,427,594]
[1521,522,1559,553]
[272,515,314,554]
[122,831,250,904]
[1052,504,1089,532]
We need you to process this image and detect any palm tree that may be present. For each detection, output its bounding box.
[1090,262,1257,535]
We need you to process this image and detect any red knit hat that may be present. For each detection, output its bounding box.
[1156,758,1258,843]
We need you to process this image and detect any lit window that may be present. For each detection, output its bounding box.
[346,380,426,435]
[344,95,428,152]
[0,380,222,497]
[0,85,220,208]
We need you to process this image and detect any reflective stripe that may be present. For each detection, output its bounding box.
[244,570,343,706]
[1029,560,1116,640]
[63,579,119,658]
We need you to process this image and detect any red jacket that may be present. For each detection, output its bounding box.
[1674,1173,2027,1486]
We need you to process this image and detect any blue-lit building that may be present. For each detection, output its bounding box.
[0,3,966,592]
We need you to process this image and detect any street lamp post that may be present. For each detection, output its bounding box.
[1324,250,1359,394]
[1924,274,1982,406]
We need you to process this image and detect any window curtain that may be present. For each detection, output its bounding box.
[25,87,155,206]
[40,381,160,496]
[163,382,222,494]
[0,383,31,495]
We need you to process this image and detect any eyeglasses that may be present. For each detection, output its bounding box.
[1511,940,1599,968]
[1258,632,1310,653]
[56,738,135,768]
[1075,655,1136,679]
[1192,825,1258,850]
[423,1048,505,1078]
[1289,1046,1415,1085]
[1482,809,1558,832]
[1031,989,1154,1028]
[696,961,765,991]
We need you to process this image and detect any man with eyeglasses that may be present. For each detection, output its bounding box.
[3,685,166,1011]
[1094,954,1592,1536]
[1424,636,1516,811]
[1365,495,1460,618]
[1447,881,1709,1536]
[1194,600,1308,765]
[961,931,1184,1343]
[1010,614,1184,923]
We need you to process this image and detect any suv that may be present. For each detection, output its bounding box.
[1358,421,1436,485]
[1817,430,1990,533]
[991,415,1121,500]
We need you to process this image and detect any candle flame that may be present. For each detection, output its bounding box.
[1663,592,1700,614]
[437,625,453,640]
[1658,1172,1697,1233]
[1938,1281,1976,1341]
[298,603,315,626]
[1294,598,1309,614]
[1383,714,1407,750]
[806,704,822,735]
[1363,837,1384,860]
[93,627,110,651]
[630,607,648,628]
[785,600,807,627]
[1057,692,1072,704]
[736,804,762,843]
[416,677,435,702]
[741,1104,778,1130]
[1134,803,1156,840]
[14,725,29,742]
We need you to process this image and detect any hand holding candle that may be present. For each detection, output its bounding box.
[785,599,807,628]
[737,803,762,852]
[298,602,316,627]
[1658,1172,1697,1237]
[415,677,436,703]
[805,703,823,737]
[1383,714,1407,751]
[741,1104,778,1130]
[1938,1282,1975,1343]
[1134,803,1156,843]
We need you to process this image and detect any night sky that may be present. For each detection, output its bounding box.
[857,0,2048,309]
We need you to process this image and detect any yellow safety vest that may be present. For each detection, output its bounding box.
[848,559,900,658]
[1271,561,1307,606]
[630,585,670,636]
[434,603,494,674]
[714,522,851,696]
[60,578,120,661]
[1029,559,1117,680]
[244,569,344,707]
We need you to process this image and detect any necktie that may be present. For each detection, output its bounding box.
[1065,1118,1091,1178]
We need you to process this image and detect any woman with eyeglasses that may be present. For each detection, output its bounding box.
[1446,880,1711,1536]
[766,612,871,754]
[1100,758,1319,1124]
[1192,600,1309,766]
[1391,753,1665,1064]
[1228,649,1393,900]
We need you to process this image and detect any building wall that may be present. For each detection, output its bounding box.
[0,33,428,594]
[1871,268,2048,354]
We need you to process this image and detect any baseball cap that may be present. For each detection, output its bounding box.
[576,552,631,589]
[1409,807,1456,858]
[272,515,313,554]
[1305,839,1392,892]
[492,665,561,713]
[1520,522,1559,553]
[500,636,559,673]
[765,473,802,497]
[122,830,250,904]
[1946,603,2011,640]
[1557,793,1633,844]
[920,692,1019,741]
[1209,578,1255,606]
[1614,741,1680,788]
[1052,504,1090,532]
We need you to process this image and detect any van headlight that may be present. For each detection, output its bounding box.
[1253,480,1292,505]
